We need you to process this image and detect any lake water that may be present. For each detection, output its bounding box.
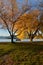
[0,39,43,42]
[0,39,11,42]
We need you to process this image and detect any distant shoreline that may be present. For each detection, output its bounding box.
[0,38,43,42]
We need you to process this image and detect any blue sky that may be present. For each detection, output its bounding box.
[17,0,40,6]
[16,0,41,10]
[2,0,42,9]
[2,0,43,7]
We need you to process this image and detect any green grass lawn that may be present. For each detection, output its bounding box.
[0,42,43,65]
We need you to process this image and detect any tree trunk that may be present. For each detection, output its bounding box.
[11,35,14,43]
[30,35,33,42]
[30,37,33,42]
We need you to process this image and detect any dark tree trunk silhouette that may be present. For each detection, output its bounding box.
[27,23,40,41]
[11,34,14,43]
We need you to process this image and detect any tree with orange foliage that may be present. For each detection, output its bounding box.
[15,9,43,41]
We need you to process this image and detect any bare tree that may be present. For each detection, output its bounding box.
[0,0,31,43]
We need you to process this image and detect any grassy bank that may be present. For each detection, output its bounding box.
[0,42,43,65]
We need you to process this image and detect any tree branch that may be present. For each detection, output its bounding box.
[0,17,11,36]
